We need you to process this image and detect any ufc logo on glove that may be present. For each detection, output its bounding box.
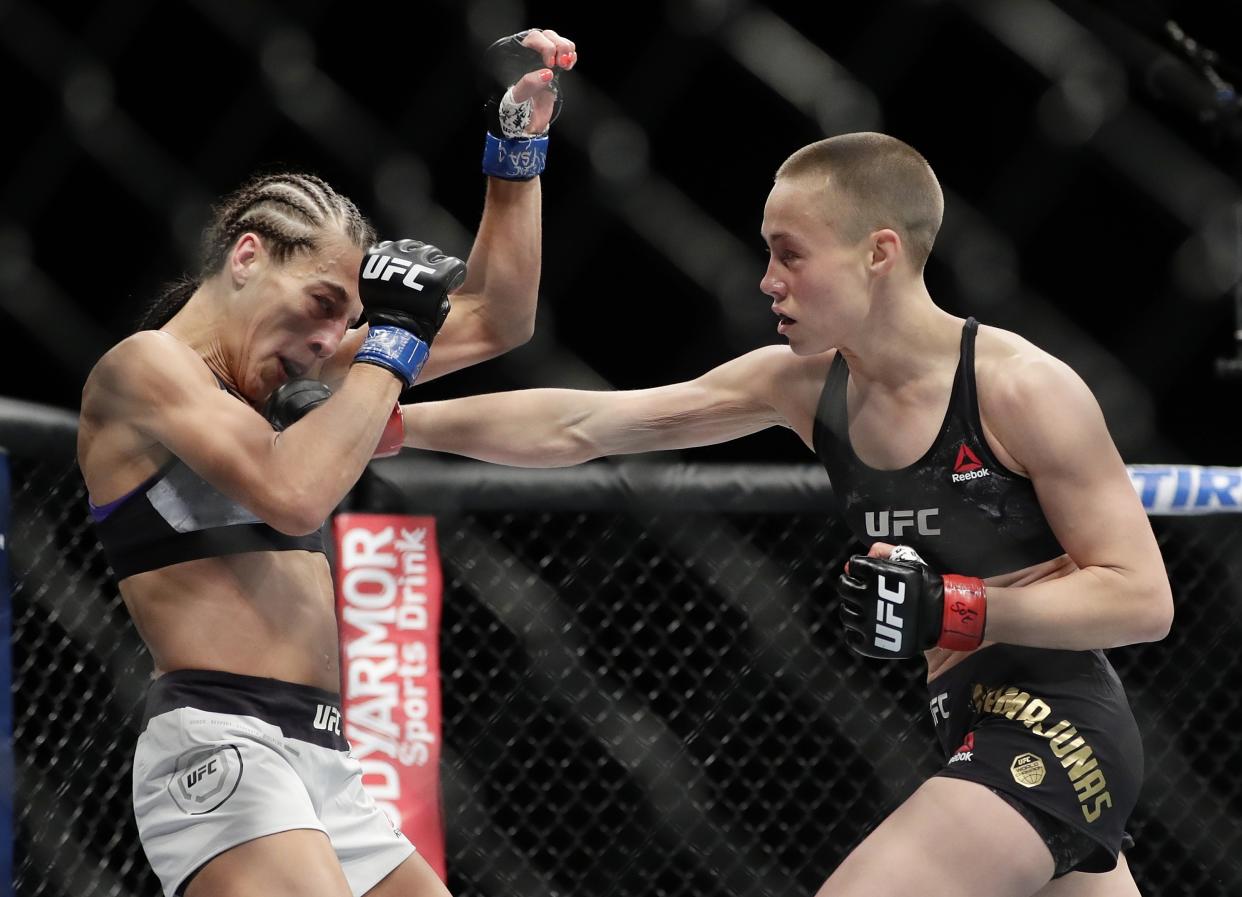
[874,575,907,652]
[837,549,987,659]
[361,254,436,291]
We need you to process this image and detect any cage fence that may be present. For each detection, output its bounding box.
[4,404,1241,897]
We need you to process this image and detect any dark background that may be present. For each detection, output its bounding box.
[3,0,1242,465]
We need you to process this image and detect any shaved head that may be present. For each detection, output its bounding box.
[776,133,944,271]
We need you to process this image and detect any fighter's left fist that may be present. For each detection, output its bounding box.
[837,548,987,659]
[480,29,577,179]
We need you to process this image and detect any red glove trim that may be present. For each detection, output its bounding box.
[374,403,404,458]
[937,575,987,651]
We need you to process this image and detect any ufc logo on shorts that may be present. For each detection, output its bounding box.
[362,254,435,291]
[874,575,906,652]
[313,704,341,735]
[929,692,950,725]
[184,759,218,789]
[864,508,941,538]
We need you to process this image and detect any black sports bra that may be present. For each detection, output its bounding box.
[812,318,1064,578]
[88,387,325,579]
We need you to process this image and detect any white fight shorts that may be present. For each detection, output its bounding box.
[132,669,415,896]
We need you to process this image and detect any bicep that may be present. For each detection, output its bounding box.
[1001,365,1160,575]
[415,295,503,384]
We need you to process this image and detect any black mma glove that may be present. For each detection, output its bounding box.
[353,239,467,387]
[836,546,987,659]
[480,30,565,180]
[263,379,331,431]
[263,379,405,458]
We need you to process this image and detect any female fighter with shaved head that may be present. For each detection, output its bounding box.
[77,28,577,897]
[397,132,1172,897]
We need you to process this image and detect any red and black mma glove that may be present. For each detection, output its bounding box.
[264,380,404,458]
[480,31,563,179]
[836,550,987,659]
[353,239,467,388]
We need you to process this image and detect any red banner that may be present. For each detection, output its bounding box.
[333,513,445,880]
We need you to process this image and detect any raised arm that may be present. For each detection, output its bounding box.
[401,346,822,465]
[416,177,542,381]
[416,29,577,382]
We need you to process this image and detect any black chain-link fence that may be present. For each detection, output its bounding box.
[7,408,1242,897]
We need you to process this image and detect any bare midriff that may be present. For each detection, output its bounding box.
[118,550,341,692]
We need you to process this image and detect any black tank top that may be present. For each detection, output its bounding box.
[813,318,1063,579]
[89,385,325,580]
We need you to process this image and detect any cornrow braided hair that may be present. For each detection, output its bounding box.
[137,172,376,331]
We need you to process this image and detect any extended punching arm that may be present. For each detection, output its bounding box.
[265,379,404,458]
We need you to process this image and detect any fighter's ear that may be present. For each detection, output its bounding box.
[867,228,902,276]
[228,232,266,288]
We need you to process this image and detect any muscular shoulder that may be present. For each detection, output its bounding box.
[973,325,1101,474]
[707,344,835,444]
[84,331,214,417]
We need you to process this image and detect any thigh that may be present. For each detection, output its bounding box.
[185,829,351,897]
[816,777,1055,897]
[135,710,329,896]
[313,749,417,895]
[363,850,452,897]
[1034,853,1141,897]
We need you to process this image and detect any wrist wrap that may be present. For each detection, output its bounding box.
[354,325,429,388]
[482,133,548,180]
[374,403,404,458]
[937,575,987,651]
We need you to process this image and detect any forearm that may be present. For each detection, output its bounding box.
[984,565,1172,650]
[403,375,779,466]
[455,178,542,344]
[271,365,403,521]
[402,389,604,467]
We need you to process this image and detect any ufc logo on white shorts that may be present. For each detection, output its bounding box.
[313,703,341,735]
[864,508,941,538]
[362,254,435,291]
[874,575,906,652]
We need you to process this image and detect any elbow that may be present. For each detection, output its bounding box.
[265,502,329,537]
[260,475,334,536]
[1140,582,1174,643]
[270,512,328,538]
[551,425,600,467]
[1122,573,1173,644]
[493,308,537,353]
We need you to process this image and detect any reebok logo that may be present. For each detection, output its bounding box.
[951,444,991,483]
[950,732,974,764]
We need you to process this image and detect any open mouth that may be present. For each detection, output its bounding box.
[279,357,300,380]
[778,315,795,325]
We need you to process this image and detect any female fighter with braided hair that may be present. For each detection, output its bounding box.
[396,132,1172,897]
[77,28,577,897]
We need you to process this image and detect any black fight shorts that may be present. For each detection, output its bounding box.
[927,644,1141,875]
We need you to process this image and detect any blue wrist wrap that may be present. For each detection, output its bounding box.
[482,132,548,180]
[354,326,429,388]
